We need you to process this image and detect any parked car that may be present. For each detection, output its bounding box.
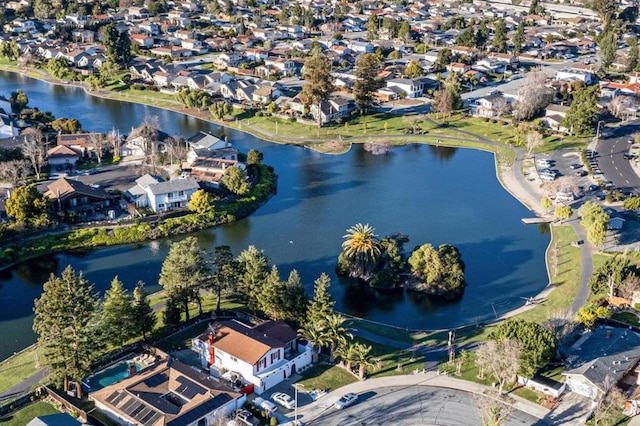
[271,392,295,409]
[556,191,576,202]
[253,397,278,416]
[588,184,600,192]
[570,163,582,169]
[334,393,358,409]
[629,138,635,144]
[536,159,553,167]
[575,170,588,177]
[228,409,260,426]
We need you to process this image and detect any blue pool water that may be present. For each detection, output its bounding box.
[85,361,143,391]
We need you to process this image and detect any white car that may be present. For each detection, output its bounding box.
[271,392,295,409]
[536,159,552,167]
[334,393,358,409]
[253,397,277,416]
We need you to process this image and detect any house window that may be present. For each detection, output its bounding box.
[179,190,185,196]
[69,198,77,207]
[230,355,237,363]
[167,192,174,198]
[158,203,165,209]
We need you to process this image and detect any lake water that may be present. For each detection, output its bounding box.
[0,71,550,360]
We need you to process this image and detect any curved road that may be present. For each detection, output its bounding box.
[306,386,544,426]
[596,121,640,190]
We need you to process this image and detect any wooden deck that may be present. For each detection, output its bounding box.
[521,217,553,225]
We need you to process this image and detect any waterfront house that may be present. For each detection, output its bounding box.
[90,358,244,426]
[563,326,640,400]
[44,178,113,216]
[47,145,80,170]
[126,175,200,213]
[193,319,312,395]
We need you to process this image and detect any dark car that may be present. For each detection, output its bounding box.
[570,163,582,169]
[575,170,588,177]
[588,184,600,191]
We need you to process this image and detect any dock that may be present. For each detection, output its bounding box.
[521,217,553,225]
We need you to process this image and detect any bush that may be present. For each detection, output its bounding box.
[270,417,279,425]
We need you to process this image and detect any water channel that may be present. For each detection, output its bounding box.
[0,71,550,361]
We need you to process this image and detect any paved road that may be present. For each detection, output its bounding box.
[305,386,544,426]
[595,121,640,191]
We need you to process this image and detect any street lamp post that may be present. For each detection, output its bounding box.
[595,120,605,147]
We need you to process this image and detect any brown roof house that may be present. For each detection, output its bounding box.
[44,178,113,218]
[47,145,80,171]
[90,358,244,426]
[192,319,312,394]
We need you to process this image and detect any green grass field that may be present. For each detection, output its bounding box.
[0,402,58,425]
[297,364,357,392]
[0,348,42,395]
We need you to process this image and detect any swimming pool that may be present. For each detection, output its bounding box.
[84,361,143,391]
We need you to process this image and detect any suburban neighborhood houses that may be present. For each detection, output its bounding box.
[5,0,640,424]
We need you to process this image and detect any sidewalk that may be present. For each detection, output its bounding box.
[294,372,551,424]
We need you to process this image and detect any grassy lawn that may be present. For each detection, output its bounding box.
[0,402,58,425]
[358,338,424,378]
[0,348,43,395]
[612,312,639,326]
[155,322,210,352]
[297,364,357,392]
[515,225,581,324]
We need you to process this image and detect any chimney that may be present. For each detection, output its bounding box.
[605,330,611,339]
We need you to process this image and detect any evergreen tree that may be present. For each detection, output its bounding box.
[562,85,599,135]
[260,265,285,319]
[102,277,135,347]
[307,273,335,326]
[513,23,525,54]
[475,21,489,49]
[456,27,475,48]
[237,245,270,311]
[598,29,618,69]
[33,266,102,398]
[299,50,334,128]
[159,237,208,321]
[354,53,381,114]
[397,20,411,42]
[366,14,378,41]
[163,296,182,326]
[405,60,423,78]
[493,18,507,53]
[103,22,132,68]
[282,270,306,323]
[628,36,639,72]
[132,281,156,340]
[209,245,240,312]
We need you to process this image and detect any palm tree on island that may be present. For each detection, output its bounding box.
[338,223,382,281]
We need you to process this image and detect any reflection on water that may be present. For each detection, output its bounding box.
[429,145,458,162]
[14,257,60,286]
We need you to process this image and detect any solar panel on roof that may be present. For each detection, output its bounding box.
[105,391,121,404]
[145,412,163,426]
[144,373,169,388]
[174,376,205,399]
[140,410,156,424]
[121,397,137,413]
[112,392,128,406]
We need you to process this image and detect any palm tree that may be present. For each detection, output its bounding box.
[353,343,374,380]
[324,313,353,363]
[298,322,328,364]
[341,223,382,280]
[334,340,358,372]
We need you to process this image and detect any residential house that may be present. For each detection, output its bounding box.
[131,34,154,48]
[0,113,17,138]
[193,319,312,394]
[187,157,246,189]
[121,128,170,157]
[488,52,519,66]
[44,178,113,216]
[26,413,82,426]
[470,92,511,117]
[347,40,374,54]
[310,97,355,125]
[386,77,431,98]
[563,326,640,400]
[126,174,161,209]
[145,178,200,212]
[447,62,471,74]
[451,45,480,59]
[252,86,281,103]
[57,133,98,156]
[544,104,570,133]
[555,68,595,85]
[47,145,80,170]
[264,57,297,76]
[90,358,244,426]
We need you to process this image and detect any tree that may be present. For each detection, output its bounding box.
[299,51,334,128]
[432,88,453,120]
[513,23,525,55]
[627,36,638,72]
[365,14,378,41]
[456,27,476,48]
[554,205,572,223]
[353,342,374,380]
[247,149,263,165]
[588,255,635,296]
[576,303,611,329]
[524,131,544,157]
[103,22,132,68]
[435,48,452,71]
[237,245,270,311]
[590,0,618,30]
[513,68,552,121]
[593,384,625,426]
[132,281,155,341]
[209,245,240,312]
[475,339,523,394]
[404,60,423,79]
[562,85,599,136]
[0,159,30,187]
[443,72,462,111]
[33,266,102,398]
[353,54,381,115]
[221,166,250,195]
[10,89,28,112]
[474,394,511,426]
[475,21,489,49]
[5,184,50,228]
[623,196,640,211]
[398,20,412,42]
[407,243,466,300]
[541,196,553,213]
[334,340,358,371]
[324,313,352,362]
[492,18,507,53]
[33,0,52,19]
[298,322,329,363]
[281,269,307,323]
[189,189,216,217]
[338,223,382,281]
[259,265,286,320]
[102,277,135,347]
[307,273,335,327]
[158,237,208,322]
[488,319,557,377]
[597,29,618,69]
[87,133,108,165]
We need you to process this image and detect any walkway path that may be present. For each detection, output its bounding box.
[0,368,48,403]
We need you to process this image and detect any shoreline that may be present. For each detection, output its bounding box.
[0,67,557,340]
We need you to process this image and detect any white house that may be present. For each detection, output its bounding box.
[386,77,429,98]
[193,319,312,395]
[555,68,595,85]
[126,174,200,212]
[0,113,18,138]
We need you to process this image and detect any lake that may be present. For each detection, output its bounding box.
[0,71,550,360]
